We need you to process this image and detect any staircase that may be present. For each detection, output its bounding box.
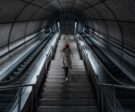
[36,34,97,112]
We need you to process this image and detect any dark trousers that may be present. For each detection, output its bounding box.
[63,67,69,78]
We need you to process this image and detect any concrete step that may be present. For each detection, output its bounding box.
[46,78,66,83]
[53,53,82,57]
[48,69,86,73]
[47,74,65,78]
[48,70,65,74]
[43,87,92,93]
[70,71,86,74]
[44,82,91,87]
[51,60,84,63]
[49,66,85,70]
[54,57,80,60]
[49,68,85,72]
[47,71,86,76]
[51,60,84,62]
[47,71,87,75]
[39,99,96,106]
[50,63,85,68]
[47,72,87,76]
[37,106,97,112]
[44,85,91,89]
[50,63,85,66]
[41,93,94,99]
[50,64,84,67]
[46,77,89,82]
[55,55,80,57]
[67,82,91,86]
[47,74,88,79]
[46,78,89,84]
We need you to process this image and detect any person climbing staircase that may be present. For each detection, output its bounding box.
[36,34,98,112]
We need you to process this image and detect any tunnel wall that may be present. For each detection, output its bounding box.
[0,20,48,48]
[0,20,48,55]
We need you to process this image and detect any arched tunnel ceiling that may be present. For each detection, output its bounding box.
[0,0,135,52]
[1,0,135,22]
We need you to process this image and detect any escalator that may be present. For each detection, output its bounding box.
[0,33,54,112]
[81,33,135,112]
[81,33,134,85]
[0,33,53,86]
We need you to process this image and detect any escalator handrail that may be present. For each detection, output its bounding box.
[0,83,34,90]
[98,82,135,90]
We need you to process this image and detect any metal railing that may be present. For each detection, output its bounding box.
[75,35,135,112]
[88,31,135,57]
[0,84,35,112]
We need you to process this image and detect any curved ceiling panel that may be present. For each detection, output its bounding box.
[120,22,135,50]
[0,0,26,23]
[17,5,39,21]
[93,3,115,19]
[106,0,135,21]
[33,0,59,11]
[0,24,11,47]
[32,8,46,20]
[10,22,27,42]
[24,0,33,2]
[61,3,73,9]
[0,0,134,52]
[32,0,51,6]
[26,21,41,35]
[72,3,89,11]
[83,9,101,19]
[89,20,108,35]
[106,21,122,42]
[81,0,101,5]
